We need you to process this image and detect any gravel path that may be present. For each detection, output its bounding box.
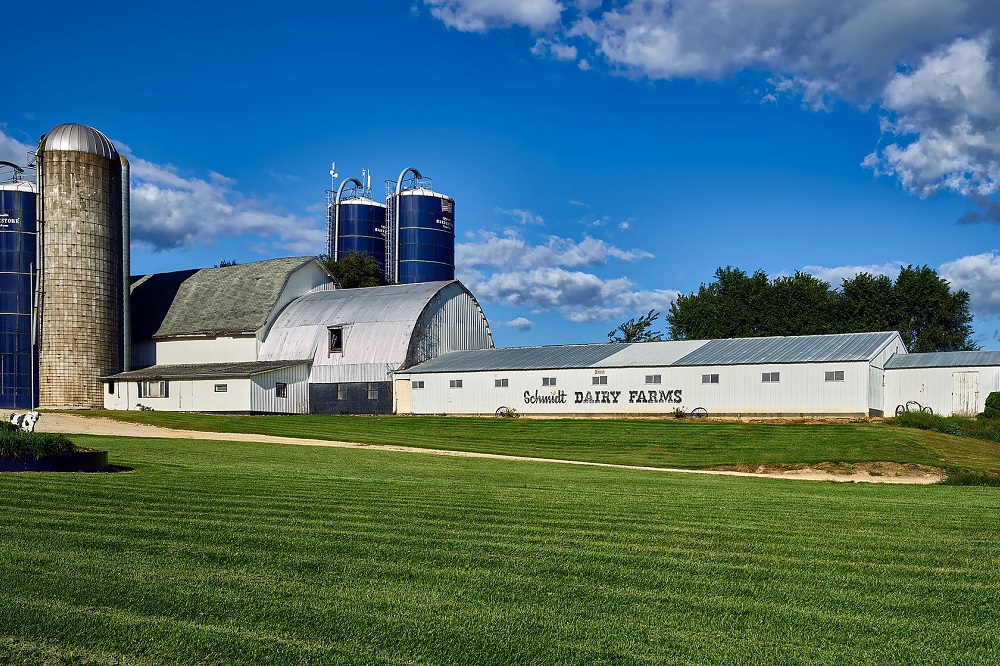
[39,413,944,484]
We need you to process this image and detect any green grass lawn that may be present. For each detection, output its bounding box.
[2,435,1000,664]
[63,410,1000,472]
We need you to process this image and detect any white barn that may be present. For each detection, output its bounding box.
[395,331,906,417]
[885,351,1000,416]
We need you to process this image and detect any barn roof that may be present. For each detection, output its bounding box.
[671,331,901,366]
[885,350,1000,369]
[101,360,309,380]
[130,256,330,338]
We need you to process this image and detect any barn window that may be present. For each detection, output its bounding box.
[702,374,719,384]
[367,383,379,400]
[449,379,463,389]
[328,327,344,353]
[337,384,347,400]
[592,375,608,385]
[825,371,845,382]
[214,384,228,393]
[762,372,780,383]
[412,380,425,389]
[542,377,557,386]
[645,375,661,384]
[138,380,168,398]
[107,381,115,394]
[495,378,508,387]
[276,382,288,398]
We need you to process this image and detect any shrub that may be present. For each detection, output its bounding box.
[939,470,1000,487]
[0,421,76,459]
[979,392,1000,420]
[890,411,1000,444]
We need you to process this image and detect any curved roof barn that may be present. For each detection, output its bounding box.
[259,280,493,380]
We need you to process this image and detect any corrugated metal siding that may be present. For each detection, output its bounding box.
[259,262,334,341]
[308,363,395,384]
[886,365,1000,416]
[251,365,310,414]
[886,350,1000,369]
[131,341,156,369]
[400,361,872,416]
[672,332,900,366]
[406,286,494,367]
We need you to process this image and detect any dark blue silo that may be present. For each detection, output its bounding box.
[397,190,455,284]
[0,182,38,409]
[337,199,387,271]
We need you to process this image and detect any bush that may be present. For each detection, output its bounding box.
[0,421,76,459]
[940,469,1000,486]
[979,392,1000,420]
[890,410,1000,444]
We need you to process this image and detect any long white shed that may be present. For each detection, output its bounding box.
[396,331,905,417]
[885,351,1000,416]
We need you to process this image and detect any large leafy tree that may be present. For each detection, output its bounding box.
[323,251,388,289]
[608,309,665,343]
[663,264,977,352]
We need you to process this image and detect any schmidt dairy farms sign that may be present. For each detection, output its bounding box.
[523,388,683,406]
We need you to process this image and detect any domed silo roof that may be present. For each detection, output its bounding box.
[38,123,118,159]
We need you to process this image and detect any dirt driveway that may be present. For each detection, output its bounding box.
[39,413,944,485]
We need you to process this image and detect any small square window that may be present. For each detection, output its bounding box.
[825,370,845,382]
[495,378,508,388]
[592,375,608,385]
[337,384,347,401]
[214,383,228,393]
[412,380,425,389]
[702,374,719,384]
[276,382,287,398]
[328,327,344,353]
[645,375,661,384]
[450,379,463,389]
[138,380,168,398]
[762,372,780,383]
[367,383,379,400]
[542,377,557,386]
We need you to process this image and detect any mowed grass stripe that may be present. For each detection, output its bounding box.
[2,436,999,664]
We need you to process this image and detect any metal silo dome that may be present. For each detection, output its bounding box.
[38,123,118,160]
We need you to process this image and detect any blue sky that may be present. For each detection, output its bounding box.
[4,0,1000,348]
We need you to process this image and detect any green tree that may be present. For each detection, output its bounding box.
[214,260,240,268]
[324,251,388,289]
[608,309,665,343]
[665,264,978,352]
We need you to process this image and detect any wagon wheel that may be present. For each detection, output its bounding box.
[895,404,905,416]
[689,407,708,418]
[495,406,510,418]
[921,406,934,414]
[905,400,923,413]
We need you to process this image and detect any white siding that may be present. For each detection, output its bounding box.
[886,366,1000,416]
[250,365,310,414]
[131,336,259,367]
[867,336,906,415]
[104,378,253,411]
[401,361,874,416]
[259,262,333,342]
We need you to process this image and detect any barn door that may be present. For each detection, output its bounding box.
[394,378,411,414]
[952,371,980,416]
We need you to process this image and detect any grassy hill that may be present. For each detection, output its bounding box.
[61,411,1000,473]
[1,435,999,664]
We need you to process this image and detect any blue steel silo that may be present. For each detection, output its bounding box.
[388,167,455,284]
[0,166,38,409]
[329,173,387,271]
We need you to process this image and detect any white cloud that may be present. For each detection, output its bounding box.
[496,207,544,225]
[618,219,631,230]
[507,316,534,330]
[0,125,34,166]
[800,262,903,287]
[467,266,678,322]
[939,251,1000,317]
[568,199,589,207]
[117,145,324,253]
[457,229,652,270]
[428,1,1000,208]
[578,58,592,71]
[531,38,578,61]
[424,0,563,32]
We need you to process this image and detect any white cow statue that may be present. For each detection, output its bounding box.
[9,411,41,433]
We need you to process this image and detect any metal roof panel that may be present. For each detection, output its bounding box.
[885,350,1000,369]
[672,331,901,365]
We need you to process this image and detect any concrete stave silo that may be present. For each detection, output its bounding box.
[36,123,126,408]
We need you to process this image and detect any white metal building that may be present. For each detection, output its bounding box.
[885,351,1000,416]
[259,280,494,413]
[395,331,906,417]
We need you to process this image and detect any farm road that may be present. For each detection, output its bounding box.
[40,413,942,484]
